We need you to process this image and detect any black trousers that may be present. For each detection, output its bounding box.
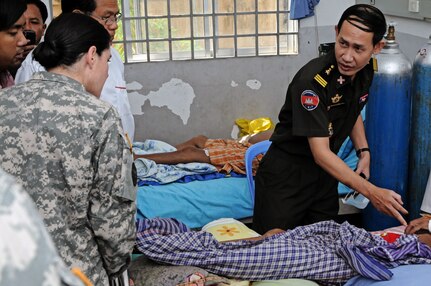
[252,144,339,234]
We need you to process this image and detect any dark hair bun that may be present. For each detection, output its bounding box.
[34,40,63,69]
[32,13,110,70]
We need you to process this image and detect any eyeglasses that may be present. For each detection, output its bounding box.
[91,12,122,26]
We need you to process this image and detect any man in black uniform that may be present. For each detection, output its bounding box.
[253,4,408,233]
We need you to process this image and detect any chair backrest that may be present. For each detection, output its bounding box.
[245,140,272,205]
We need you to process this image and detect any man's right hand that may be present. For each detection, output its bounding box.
[368,187,408,226]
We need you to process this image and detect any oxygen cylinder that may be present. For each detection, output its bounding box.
[363,24,412,231]
[409,34,431,220]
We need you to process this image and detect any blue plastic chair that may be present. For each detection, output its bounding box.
[245,140,272,205]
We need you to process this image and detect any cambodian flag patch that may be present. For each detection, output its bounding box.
[301,90,319,111]
[359,93,368,103]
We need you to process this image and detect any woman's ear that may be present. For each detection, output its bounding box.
[85,46,97,67]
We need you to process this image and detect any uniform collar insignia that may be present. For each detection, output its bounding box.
[331,94,343,104]
[337,76,345,85]
[325,65,335,75]
[315,64,335,88]
[335,73,351,88]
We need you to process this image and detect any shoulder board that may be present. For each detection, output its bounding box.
[314,64,335,88]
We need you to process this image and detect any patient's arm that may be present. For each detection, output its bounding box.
[248,130,273,144]
[175,135,208,150]
[134,145,210,164]
[417,233,431,247]
[404,216,431,247]
[405,216,430,234]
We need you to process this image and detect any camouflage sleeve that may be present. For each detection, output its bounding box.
[89,107,136,277]
[0,168,86,286]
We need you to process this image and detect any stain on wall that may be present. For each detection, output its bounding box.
[127,78,195,125]
[246,79,262,90]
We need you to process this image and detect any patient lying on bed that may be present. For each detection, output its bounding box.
[135,217,431,285]
[134,130,272,175]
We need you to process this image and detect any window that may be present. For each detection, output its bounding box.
[50,0,298,63]
[118,0,298,63]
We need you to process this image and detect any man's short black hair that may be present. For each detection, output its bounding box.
[337,4,387,46]
[25,0,48,23]
[61,0,97,14]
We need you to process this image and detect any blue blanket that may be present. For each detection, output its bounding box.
[136,177,251,228]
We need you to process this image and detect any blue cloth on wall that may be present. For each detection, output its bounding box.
[290,0,320,20]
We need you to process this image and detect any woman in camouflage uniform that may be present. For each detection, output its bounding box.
[0,13,136,285]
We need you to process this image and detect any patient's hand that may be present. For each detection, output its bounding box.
[244,228,284,241]
[261,228,285,238]
[405,216,430,234]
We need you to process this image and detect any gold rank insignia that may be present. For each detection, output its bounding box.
[372,57,378,72]
[315,64,334,88]
[314,74,327,87]
[368,57,378,72]
[325,65,335,75]
[331,94,343,104]
[328,122,333,136]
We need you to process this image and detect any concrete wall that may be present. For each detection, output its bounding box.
[125,0,431,144]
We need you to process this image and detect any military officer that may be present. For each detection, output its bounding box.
[253,4,408,233]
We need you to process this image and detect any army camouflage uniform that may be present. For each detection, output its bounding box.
[0,72,137,286]
[0,167,85,286]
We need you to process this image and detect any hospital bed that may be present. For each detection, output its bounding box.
[132,140,430,286]
[134,135,359,229]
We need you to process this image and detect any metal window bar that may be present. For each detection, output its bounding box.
[255,0,259,56]
[277,0,280,55]
[233,0,238,57]
[203,0,212,57]
[144,0,150,62]
[189,0,195,60]
[167,0,173,60]
[212,0,217,59]
[119,0,129,63]
[120,0,297,63]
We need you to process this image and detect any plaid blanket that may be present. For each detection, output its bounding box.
[135,218,431,286]
[205,139,262,175]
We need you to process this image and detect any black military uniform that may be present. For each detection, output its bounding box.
[252,49,374,233]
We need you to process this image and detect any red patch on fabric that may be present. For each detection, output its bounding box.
[380,232,401,243]
[301,90,319,111]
